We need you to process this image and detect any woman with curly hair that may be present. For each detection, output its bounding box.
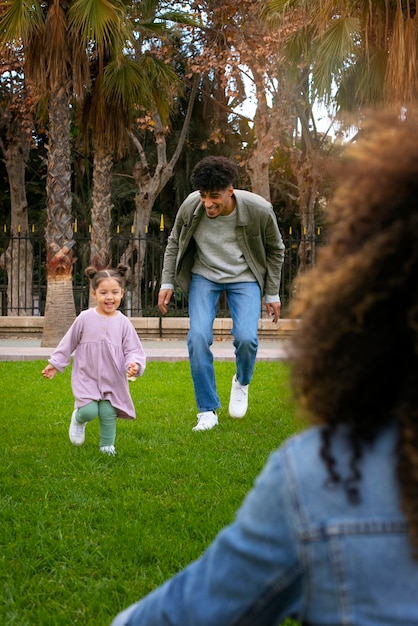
[111,114,418,625]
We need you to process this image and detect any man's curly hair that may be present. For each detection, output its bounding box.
[190,156,238,192]
[289,113,418,555]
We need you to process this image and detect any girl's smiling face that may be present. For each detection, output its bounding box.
[93,278,124,316]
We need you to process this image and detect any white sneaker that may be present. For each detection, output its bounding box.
[100,445,116,456]
[229,375,249,418]
[69,409,86,445]
[192,411,218,432]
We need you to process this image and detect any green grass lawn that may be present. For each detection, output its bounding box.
[0,360,301,625]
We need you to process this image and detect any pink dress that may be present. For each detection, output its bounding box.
[48,308,146,419]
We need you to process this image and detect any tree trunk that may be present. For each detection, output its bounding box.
[88,142,114,308]
[0,140,33,315]
[292,85,321,274]
[245,150,272,200]
[297,161,318,273]
[41,84,76,347]
[121,78,199,314]
[90,143,113,269]
[120,173,155,316]
[244,66,283,201]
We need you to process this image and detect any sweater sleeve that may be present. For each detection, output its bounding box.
[121,317,147,377]
[47,315,84,372]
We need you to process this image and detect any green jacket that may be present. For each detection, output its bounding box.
[161,190,285,298]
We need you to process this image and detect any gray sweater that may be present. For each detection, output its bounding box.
[161,189,285,299]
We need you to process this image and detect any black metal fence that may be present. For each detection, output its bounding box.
[0,229,323,317]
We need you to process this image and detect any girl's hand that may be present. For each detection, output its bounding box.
[127,362,139,380]
[42,364,58,379]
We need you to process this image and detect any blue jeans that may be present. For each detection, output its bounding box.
[187,274,261,412]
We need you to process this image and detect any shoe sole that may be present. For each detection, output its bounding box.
[229,399,248,418]
[229,408,247,419]
[69,436,85,446]
[192,420,218,431]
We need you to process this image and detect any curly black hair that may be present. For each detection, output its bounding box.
[289,112,418,555]
[190,156,238,192]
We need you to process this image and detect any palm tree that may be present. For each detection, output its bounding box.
[260,0,418,272]
[83,51,168,309]
[0,0,132,345]
[82,4,197,311]
[263,0,418,110]
[1,0,82,344]
[83,53,154,296]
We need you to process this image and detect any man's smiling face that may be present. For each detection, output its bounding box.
[199,186,236,218]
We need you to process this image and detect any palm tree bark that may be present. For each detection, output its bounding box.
[87,141,114,308]
[41,84,76,347]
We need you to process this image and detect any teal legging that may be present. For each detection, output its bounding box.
[76,400,117,447]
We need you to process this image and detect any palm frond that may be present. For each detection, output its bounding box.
[312,16,361,101]
[0,0,43,43]
[69,0,129,53]
[357,47,387,105]
[44,1,70,88]
[260,0,300,26]
[385,11,418,104]
[336,47,387,111]
[282,25,315,70]
[156,10,199,28]
[261,0,324,27]
[141,53,179,125]
[103,55,152,110]
[263,0,300,14]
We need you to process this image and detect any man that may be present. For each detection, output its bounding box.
[158,156,285,431]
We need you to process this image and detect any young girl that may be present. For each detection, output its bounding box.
[42,264,146,455]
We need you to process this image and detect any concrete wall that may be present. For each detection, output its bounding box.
[0,316,298,340]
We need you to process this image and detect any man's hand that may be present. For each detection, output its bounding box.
[158,289,174,315]
[265,301,281,324]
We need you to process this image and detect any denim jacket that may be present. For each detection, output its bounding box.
[112,423,418,626]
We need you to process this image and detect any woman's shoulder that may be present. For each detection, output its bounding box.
[281,422,397,468]
[281,425,323,454]
[277,422,399,511]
